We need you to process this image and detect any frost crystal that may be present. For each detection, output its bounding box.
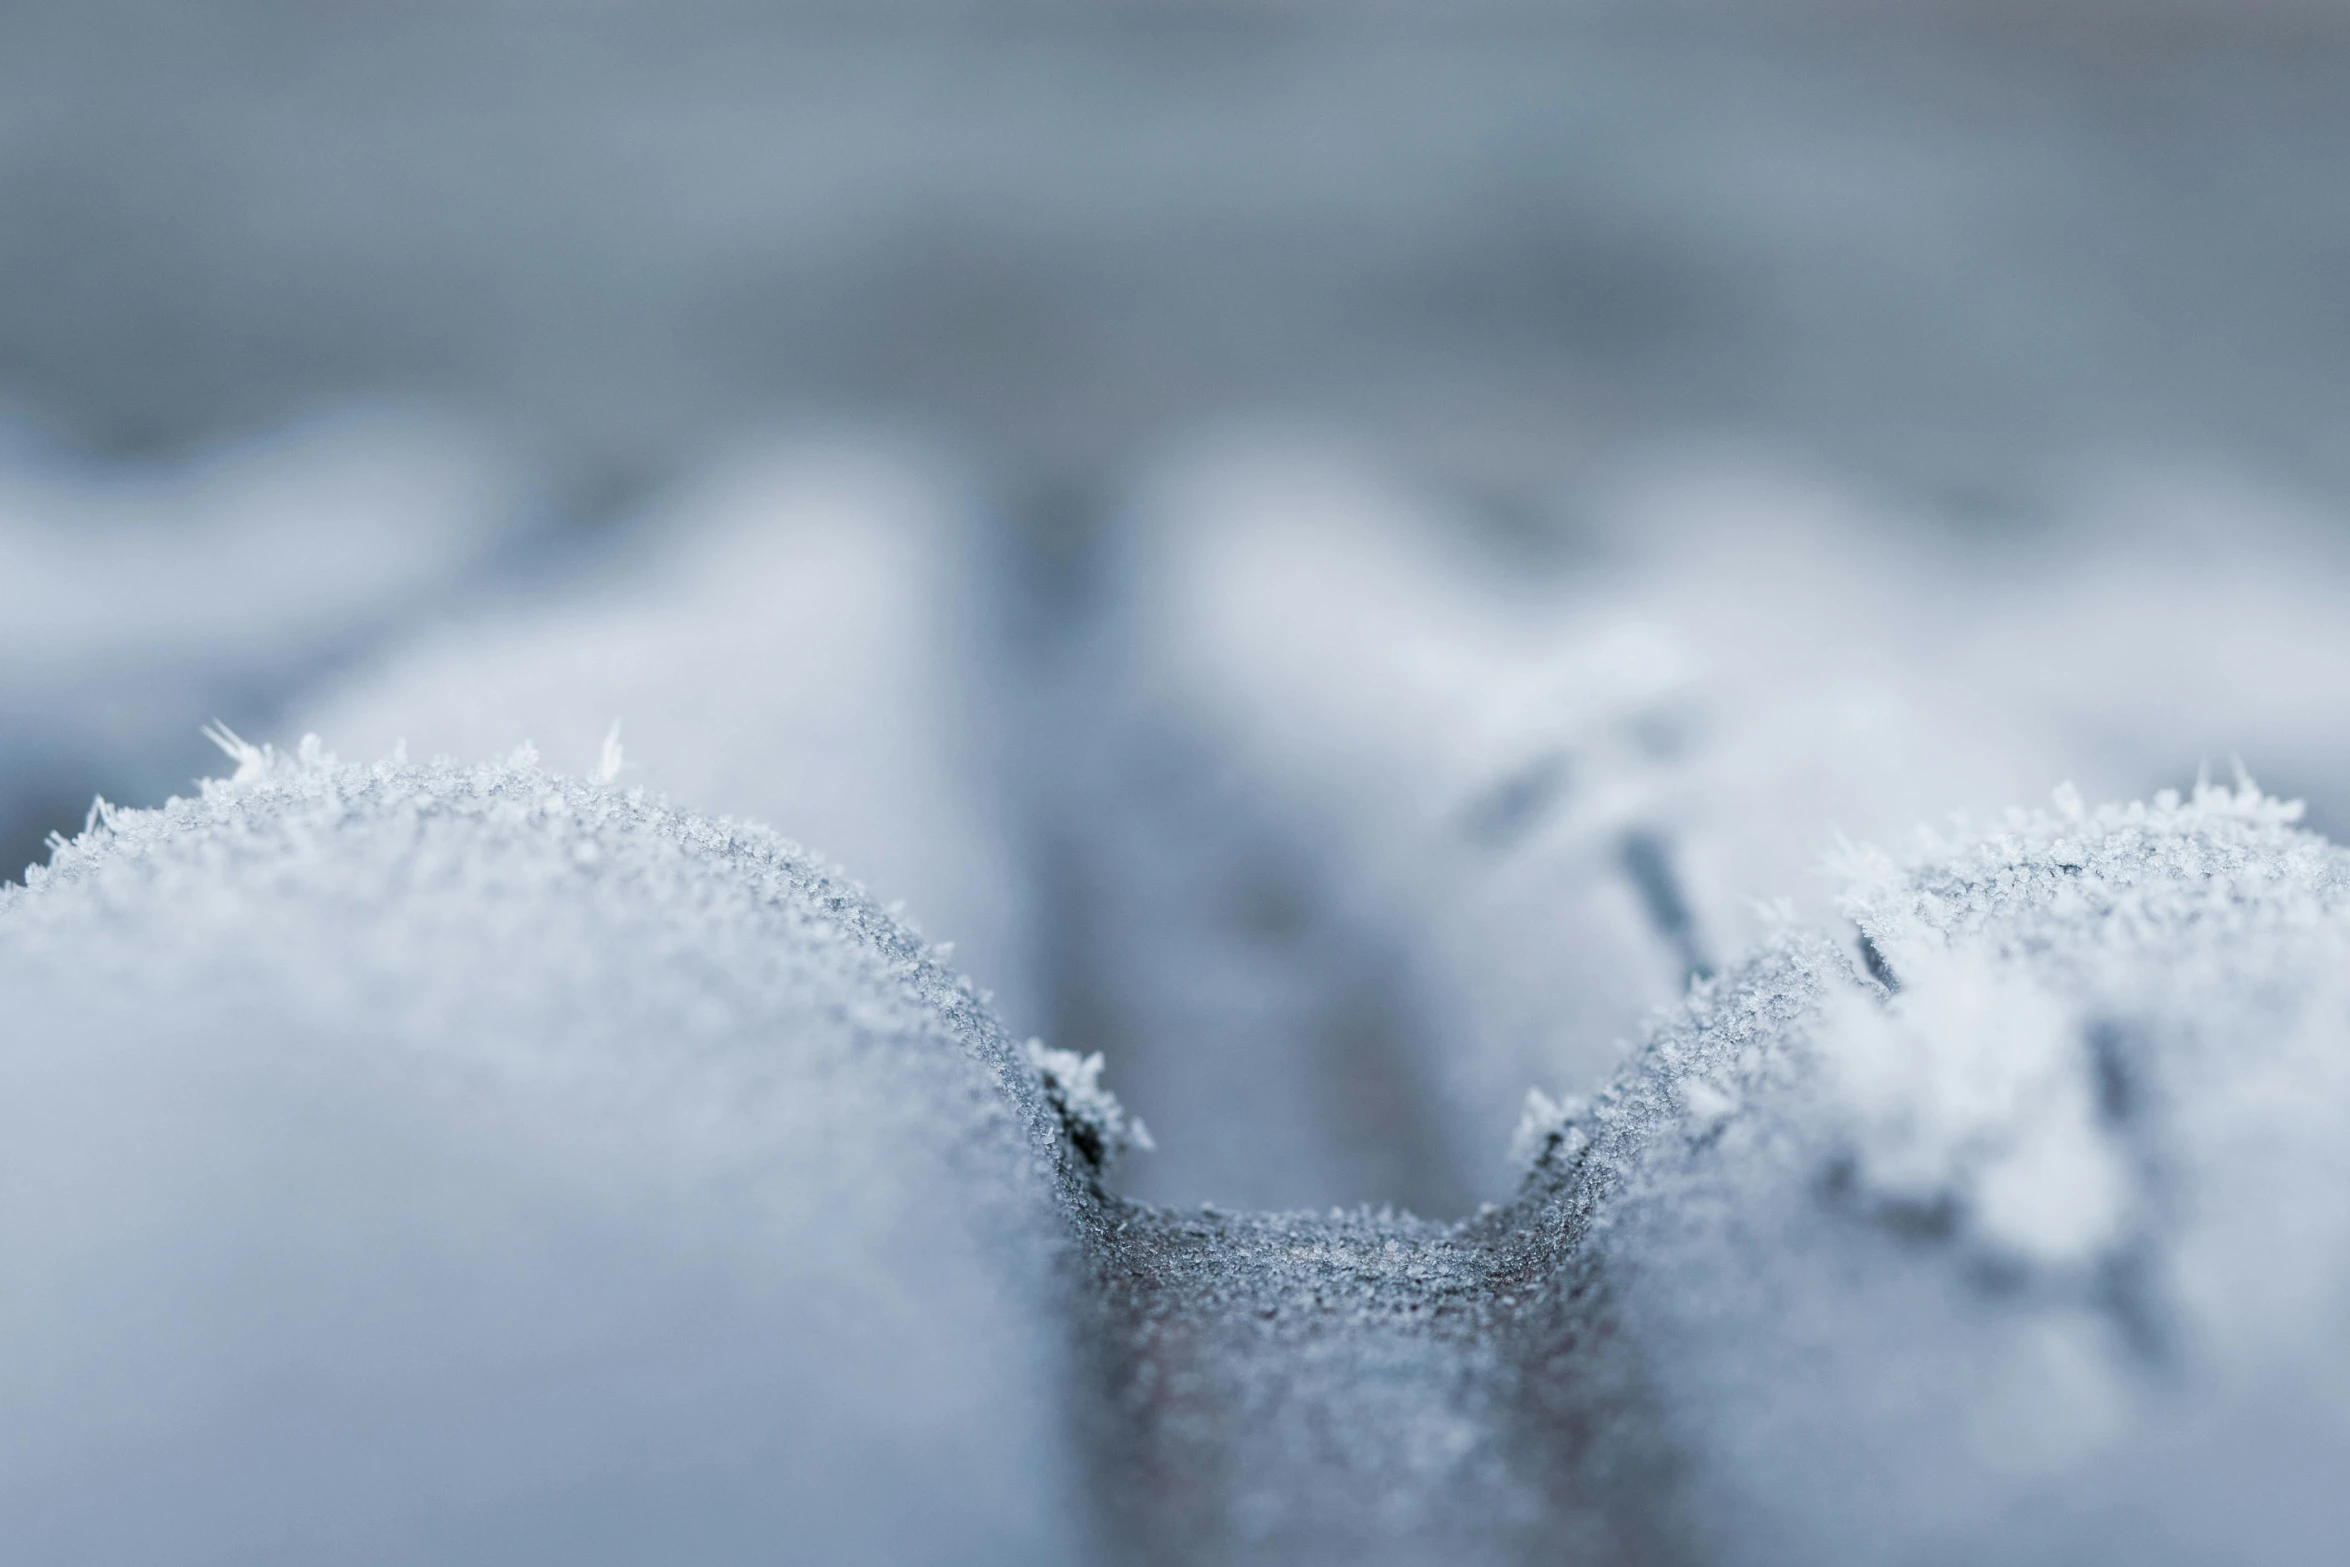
[1025,1040,1153,1169]
[1515,779,2350,1564]
[1508,1085,1587,1169]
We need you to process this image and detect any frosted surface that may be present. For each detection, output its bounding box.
[6,733,2347,1563]
[1084,783,2350,1563]
[0,739,1092,1566]
[1521,780,2350,1564]
[6,410,2350,1563]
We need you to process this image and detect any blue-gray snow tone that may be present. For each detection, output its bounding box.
[4,2,2350,1563]
[8,750,2350,1563]
[0,741,1095,1566]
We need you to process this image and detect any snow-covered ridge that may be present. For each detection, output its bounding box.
[1503,778,2350,1563]
[0,738,1099,1566]
[8,748,2345,1562]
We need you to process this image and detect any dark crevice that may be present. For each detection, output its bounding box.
[0,778,96,888]
[1618,827,1711,984]
[2080,1017,2178,1369]
[2085,1016,2136,1126]
[2097,1243,2175,1369]
[1460,750,1572,849]
[1855,928,1900,993]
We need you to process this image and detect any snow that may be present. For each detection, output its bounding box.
[1026,1041,1153,1169]
[4,5,2348,1554]
[1086,781,2350,1564]
[0,739,1094,1565]
[9,683,2350,1561]
[1511,780,2350,1564]
[1812,945,2130,1266]
[5,407,2350,1562]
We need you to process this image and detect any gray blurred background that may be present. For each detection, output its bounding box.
[10,0,2349,500]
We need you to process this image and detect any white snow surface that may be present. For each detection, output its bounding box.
[300,437,1039,1032]
[1520,780,2350,1564]
[0,738,1093,1566]
[4,733,2346,1563]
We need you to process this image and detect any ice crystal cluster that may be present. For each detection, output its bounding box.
[1513,779,2350,1564]
[1026,1041,1154,1168]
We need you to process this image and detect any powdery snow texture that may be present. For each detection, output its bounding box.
[0,740,1095,1567]
[1088,782,2350,1564]
[8,738,2344,1564]
[1506,780,2350,1563]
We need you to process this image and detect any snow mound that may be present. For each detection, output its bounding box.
[4,732,2343,1563]
[0,738,1094,1566]
[1516,780,2350,1564]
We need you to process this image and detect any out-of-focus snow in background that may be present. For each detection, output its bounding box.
[6,0,2350,1216]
